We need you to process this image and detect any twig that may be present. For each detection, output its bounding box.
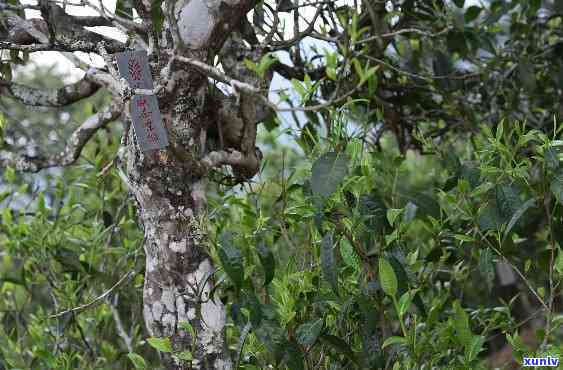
[109,297,134,352]
[354,27,451,45]
[49,270,135,318]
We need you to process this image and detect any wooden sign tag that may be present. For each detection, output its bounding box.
[114,50,168,151]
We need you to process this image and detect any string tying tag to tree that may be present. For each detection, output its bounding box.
[114,50,169,152]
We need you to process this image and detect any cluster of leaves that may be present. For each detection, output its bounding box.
[0,115,147,369]
[209,118,562,369]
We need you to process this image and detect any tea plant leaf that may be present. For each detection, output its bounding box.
[505,197,536,236]
[379,257,398,297]
[147,337,172,353]
[256,240,275,286]
[127,353,146,369]
[311,151,349,206]
[321,232,338,295]
[453,301,473,347]
[296,319,323,347]
[217,232,244,288]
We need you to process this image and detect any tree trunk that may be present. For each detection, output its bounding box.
[118,0,256,367]
[124,58,228,369]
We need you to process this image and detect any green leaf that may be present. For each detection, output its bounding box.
[359,192,388,233]
[179,321,196,341]
[321,232,338,295]
[465,6,482,22]
[452,0,464,7]
[378,258,398,297]
[283,340,304,370]
[398,291,413,317]
[115,0,134,18]
[127,353,146,369]
[242,291,263,328]
[495,184,521,220]
[291,79,307,97]
[256,240,275,286]
[453,301,473,347]
[340,239,360,271]
[296,319,323,347]
[465,335,485,363]
[4,166,16,183]
[386,208,403,226]
[382,336,406,349]
[555,249,563,275]
[217,231,244,287]
[544,147,560,170]
[151,0,164,34]
[255,54,278,78]
[311,151,349,206]
[505,197,536,236]
[478,203,504,231]
[320,334,357,364]
[551,170,563,204]
[147,337,173,353]
[174,351,193,361]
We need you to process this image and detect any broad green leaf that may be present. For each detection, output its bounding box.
[340,239,360,270]
[359,192,388,233]
[256,240,275,286]
[256,54,278,78]
[127,353,146,369]
[179,321,196,340]
[398,291,413,317]
[283,340,304,370]
[505,197,536,236]
[550,170,563,204]
[4,166,16,183]
[453,0,464,7]
[115,0,133,18]
[544,147,560,170]
[175,351,193,361]
[321,232,338,294]
[465,335,485,362]
[217,231,244,287]
[296,319,323,347]
[378,258,398,297]
[147,337,172,353]
[151,0,164,34]
[478,203,504,231]
[311,151,349,206]
[382,336,406,349]
[242,291,263,328]
[386,208,403,226]
[465,6,482,22]
[453,301,473,347]
[495,184,521,220]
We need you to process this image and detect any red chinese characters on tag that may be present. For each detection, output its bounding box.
[136,96,158,145]
[114,50,168,151]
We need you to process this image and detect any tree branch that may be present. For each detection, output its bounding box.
[0,77,100,107]
[0,40,125,53]
[0,102,122,172]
